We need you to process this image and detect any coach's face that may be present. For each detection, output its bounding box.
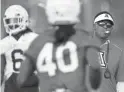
[94,20,113,39]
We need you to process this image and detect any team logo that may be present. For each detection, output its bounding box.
[105,14,109,18]
[98,51,107,68]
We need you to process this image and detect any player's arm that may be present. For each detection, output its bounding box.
[1,54,6,85]
[85,46,102,90]
[17,53,35,88]
[116,50,124,92]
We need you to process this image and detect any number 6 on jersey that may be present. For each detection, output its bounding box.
[37,41,79,77]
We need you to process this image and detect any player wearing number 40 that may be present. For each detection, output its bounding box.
[1,5,39,92]
[90,11,124,92]
[17,0,102,92]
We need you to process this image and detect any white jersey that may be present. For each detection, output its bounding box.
[4,32,38,79]
[0,36,17,55]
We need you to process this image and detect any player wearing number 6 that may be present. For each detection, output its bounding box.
[1,5,39,92]
[91,11,124,92]
[17,0,102,92]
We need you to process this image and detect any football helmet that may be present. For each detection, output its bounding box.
[3,5,29,35]
[45,0,81,25]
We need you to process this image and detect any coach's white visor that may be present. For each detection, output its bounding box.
[94,13,114,24]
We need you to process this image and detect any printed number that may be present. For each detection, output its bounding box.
[56,42,78,73]
[37,41,79,76]
[37,43,56,76]
[99,51,106,68]
[11,49,23,71]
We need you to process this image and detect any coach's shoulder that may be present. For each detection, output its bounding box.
[111,41,122,52]
[110,41,123,58]
[0,36,17,54]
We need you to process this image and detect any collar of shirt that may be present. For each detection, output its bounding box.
[100,40,110,52]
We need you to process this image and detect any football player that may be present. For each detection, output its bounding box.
[1,5,39,92]
[92,11,124,92]
[17,0,102,92]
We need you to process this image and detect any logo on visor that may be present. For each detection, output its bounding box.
[105,14,109,18]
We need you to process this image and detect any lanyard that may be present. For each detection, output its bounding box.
[100,40,110,67]
[100,40,110,78]
[101,40,117,91]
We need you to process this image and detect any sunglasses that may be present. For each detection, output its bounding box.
[97,21,113,29]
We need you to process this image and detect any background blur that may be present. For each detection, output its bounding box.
[1,0,124,49]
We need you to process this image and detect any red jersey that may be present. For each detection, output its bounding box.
[18,29,102,92]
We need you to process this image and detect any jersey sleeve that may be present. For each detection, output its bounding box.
[22,32,39,51]
[0,36,16,54]
[84,46,102,90]
[116,50,124,82]
[85,46,101,68]
[24,34,49,62]
[24,36,42,62]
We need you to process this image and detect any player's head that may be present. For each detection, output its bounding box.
[93,11,114,40]
[3,5,29,35]
[45,0,81,45]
